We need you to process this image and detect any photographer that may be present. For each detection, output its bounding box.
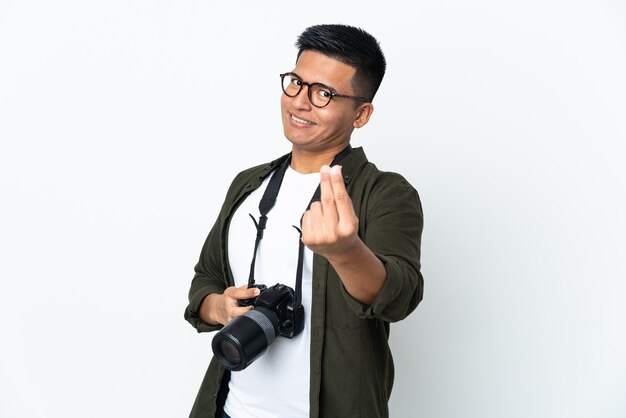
[184,24,424,418]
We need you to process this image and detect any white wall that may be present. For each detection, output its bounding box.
[1,1,624,417]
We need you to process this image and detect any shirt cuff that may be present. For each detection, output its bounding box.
[340,253,411,321]
[185,285,226,333]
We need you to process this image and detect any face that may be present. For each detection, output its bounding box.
[280,50,373,155]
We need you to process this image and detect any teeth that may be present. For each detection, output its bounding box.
[291,114,313,125]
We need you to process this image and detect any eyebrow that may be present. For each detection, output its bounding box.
[290,71,338,93]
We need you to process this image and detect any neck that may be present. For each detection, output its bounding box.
[290,144,350,174]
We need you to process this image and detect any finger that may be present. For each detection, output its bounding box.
[228,305,253,319]
[307,201,327,237]
[330,165,355,222]
[300,209,315,244]
[240,284,261,299]
[308,200,323,216]
[319,165,339,223]
[301,209,311,234]
[225,284,260,301]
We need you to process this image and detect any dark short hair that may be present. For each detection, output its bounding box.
[295,24,386,102]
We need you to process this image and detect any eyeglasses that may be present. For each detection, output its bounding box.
[280,72,369,108]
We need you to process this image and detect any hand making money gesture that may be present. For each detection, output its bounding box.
[301,164,387,305]
[301,165,359,258]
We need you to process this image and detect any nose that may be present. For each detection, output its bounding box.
[291,84,313,110]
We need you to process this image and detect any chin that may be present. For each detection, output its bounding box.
[283,128,310,147]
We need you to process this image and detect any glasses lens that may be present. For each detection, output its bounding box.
[309,84,332,107]
[281,74,300,97]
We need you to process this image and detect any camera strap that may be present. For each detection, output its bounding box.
[247,145,353,307]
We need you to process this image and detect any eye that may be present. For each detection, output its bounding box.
[317,89,332,98]
[309,85,332,98]
[291,78,302,87]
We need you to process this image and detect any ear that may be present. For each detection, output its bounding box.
[353,103,374,129]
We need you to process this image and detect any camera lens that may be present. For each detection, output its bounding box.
[217,339,241,365]
[212,307,279,371]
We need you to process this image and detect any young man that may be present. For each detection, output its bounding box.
[185,24,424,418]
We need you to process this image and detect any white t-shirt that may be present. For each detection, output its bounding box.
[224,165,320,418]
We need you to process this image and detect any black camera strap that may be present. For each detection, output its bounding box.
[247,145,353,307]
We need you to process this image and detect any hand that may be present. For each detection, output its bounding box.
[301,165,359,260]
[200,284,261,326]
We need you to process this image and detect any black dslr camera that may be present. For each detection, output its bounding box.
[211,283,304,371]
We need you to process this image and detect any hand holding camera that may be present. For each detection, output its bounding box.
[212,282,304,371]
[200,284,261,326]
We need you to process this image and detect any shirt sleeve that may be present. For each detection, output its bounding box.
[183,158,286,333]
[184,217,229,333]
[183,174,245,333]
[341,175,424,322]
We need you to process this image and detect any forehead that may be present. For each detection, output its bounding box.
[293,50,357,91]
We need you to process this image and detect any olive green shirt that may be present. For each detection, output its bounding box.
[185,147,424,418]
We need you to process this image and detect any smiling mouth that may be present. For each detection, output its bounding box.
[289,112,315,126]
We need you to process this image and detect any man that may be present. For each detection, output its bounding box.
[185,24,424,418]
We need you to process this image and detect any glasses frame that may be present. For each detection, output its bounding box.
[280,72,369,108]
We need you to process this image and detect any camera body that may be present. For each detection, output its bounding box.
[240,283,304,338]
[211,283,304,371]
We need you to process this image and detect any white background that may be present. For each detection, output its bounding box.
[1,1,625,417]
